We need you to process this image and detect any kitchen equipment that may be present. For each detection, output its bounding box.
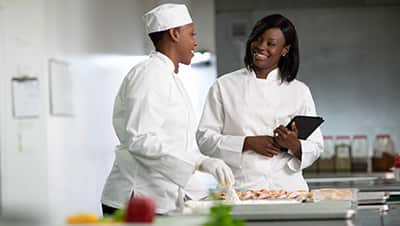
[357,191,389,211]
[357,191,388,205]
[231,200,355,220]
[182,199,355,220]
[312,188,358,204]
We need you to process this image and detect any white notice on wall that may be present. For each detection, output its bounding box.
[49,59,74,116]
[11,77,40,118]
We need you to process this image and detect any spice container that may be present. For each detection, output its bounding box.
[351,135,369,172]
[335,135,352,172]
[318,135,335,173]
[395,154,400,181]
[372,134,395,172]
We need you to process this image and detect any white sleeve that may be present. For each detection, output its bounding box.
[122,87,199,187]
[196,83,245,167]
[287,86,324,172]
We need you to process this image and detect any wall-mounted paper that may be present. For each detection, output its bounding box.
[11,77,40,118]
[48,59,74,116]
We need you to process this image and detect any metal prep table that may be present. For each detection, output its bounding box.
[305,172,400,192]
[153,203,400,226]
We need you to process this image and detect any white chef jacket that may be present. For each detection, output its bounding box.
[196,68,323,191]
[101,51,201,214]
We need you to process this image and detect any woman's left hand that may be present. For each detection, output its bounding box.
[273,122,302,159]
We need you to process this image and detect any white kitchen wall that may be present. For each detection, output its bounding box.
[45,0,148,223]
[0,0,4,210]
[46,55,146,223]
[190,0,216,53]
[0,0,49,222]
[0,0,149,224]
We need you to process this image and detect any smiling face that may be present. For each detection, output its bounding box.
[251,28,289,76]
[176,23,198,65]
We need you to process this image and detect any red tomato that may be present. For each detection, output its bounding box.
[125,196,156,223]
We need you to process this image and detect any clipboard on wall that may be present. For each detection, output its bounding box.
[11,77,40,118]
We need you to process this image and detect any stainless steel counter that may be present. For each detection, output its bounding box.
[245,203,400,226]
[305,172,400,192]
[153,203,400,226]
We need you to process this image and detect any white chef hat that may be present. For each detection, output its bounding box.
[143,3,193,34]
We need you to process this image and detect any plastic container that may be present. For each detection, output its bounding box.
[319,135,335,173]
[312,188,359,207]
[335,135,352,172]
[351,135,369,172]
[372,134,396,172]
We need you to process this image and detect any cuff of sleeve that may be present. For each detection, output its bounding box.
[287,140,307,172]
[195,155,209,171]
[162,154,198,187]
[287,156,301,172]
[287,139,320,172]
[219,135,245,167]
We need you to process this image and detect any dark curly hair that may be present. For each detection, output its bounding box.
[244,14,299,82]
[149,31,165,50]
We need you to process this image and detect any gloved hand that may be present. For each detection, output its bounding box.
[196,156,235,188]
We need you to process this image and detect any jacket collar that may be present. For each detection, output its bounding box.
[251,67,280,82]
[151,51,176,74]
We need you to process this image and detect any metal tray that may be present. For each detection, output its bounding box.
[357,191,388,205]
[231,200,356,220]
[182,200,356,220]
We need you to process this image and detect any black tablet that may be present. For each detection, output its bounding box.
[285,115,324,140]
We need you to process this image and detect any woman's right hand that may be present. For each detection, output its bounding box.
[243,136,281,157]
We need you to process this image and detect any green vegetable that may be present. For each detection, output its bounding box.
[99,209,126,223]
[203,203,245,226]
[113,209,125,222]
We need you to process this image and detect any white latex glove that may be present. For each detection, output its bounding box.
[196,156,235,188]
[225,186,241,203]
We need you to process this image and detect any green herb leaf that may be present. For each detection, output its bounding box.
[203,203,245,226]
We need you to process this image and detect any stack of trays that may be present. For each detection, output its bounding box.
[357,192,389,211]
